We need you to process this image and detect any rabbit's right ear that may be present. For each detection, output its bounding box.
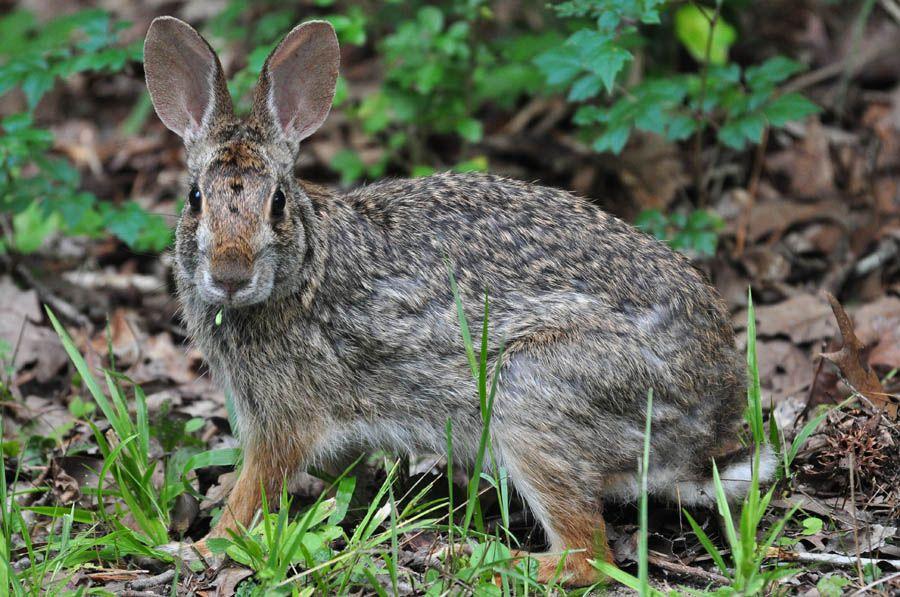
[144,16,232,143]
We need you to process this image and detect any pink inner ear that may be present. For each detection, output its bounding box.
[264,22,339,141]
[177,44,217,131]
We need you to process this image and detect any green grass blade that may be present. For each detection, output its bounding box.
[683,509,729,575]
[448,266,478,378]
[638,389,652,595]
[745,288,765,445]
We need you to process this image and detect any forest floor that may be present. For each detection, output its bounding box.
[2,1,900,595]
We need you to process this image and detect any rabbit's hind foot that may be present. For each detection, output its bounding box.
[510,509,613,587]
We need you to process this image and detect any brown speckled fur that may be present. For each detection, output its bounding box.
[145,17,754,586]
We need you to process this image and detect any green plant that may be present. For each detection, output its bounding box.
[331,2,550,183]
[537,1,820,156]
[46,307,176,545]
[677,294,799,594]
[207,463,443,595]
[682,454,799,594]
[0,9,170,253]
[636,208,723,256]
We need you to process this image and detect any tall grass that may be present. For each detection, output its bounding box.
[46,307,173,545]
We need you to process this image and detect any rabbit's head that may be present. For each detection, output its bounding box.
[144,17,338,307]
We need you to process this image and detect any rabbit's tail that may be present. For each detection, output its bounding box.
[672,443,777,506]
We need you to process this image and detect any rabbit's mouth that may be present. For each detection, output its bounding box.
[195,264,275,308]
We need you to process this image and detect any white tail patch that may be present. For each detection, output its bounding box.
[673,444,777,506]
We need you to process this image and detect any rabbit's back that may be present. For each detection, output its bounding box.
[316,173,745,463]
[331,172,735,359]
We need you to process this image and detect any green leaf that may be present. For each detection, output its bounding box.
[568,73,602,101]
[184,418,204,433]
[534,45,582,86]
[746,56,805,89]
[719,112,767,150]
[412,165,436,177]
[330,149,366,184]
[763,93,820,126]
[453,156,488,173]
[675,4,737,65]
[666,114,698,141]
[456,118,483,142]
[21,70,55,109]
[593,125,631,154]
[817,575,850,597]
[417,6,444,35]
[801,516,823,535]
[13,200,59,253]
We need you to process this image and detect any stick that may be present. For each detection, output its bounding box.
[130,569,175,590]
[850,570,900,595]
[647,554,730,585]
[767,547,900,570]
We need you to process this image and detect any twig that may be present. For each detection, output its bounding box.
[647,554,730,585]
[767,547,900,570]
[691,0,722,208]
[3,257,90,327]
[849,452,865,586]
[781,37,898,95]
[129,569,175,590]
[880,0,900,25]
[850,570,900,595]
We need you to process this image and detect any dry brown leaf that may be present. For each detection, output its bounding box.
[853,295,900,369]
[48,458,81,505]
[736,198,848,245]
[820,292,897,419]
[765,118,834,198]
[736,293,836,344]
[212,566,253,597]
[0,276,68,383]
[756,340,812,404]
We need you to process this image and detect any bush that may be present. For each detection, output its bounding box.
[0,9,170,253]
[330,1,551,182]
[535,0,820,155]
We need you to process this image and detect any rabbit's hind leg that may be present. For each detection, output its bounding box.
[498,444,613,586]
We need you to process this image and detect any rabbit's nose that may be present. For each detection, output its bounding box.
[209,247,253,296]
[212,270,250,296]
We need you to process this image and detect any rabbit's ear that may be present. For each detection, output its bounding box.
[144,16,232,142]
[253,20,339,143]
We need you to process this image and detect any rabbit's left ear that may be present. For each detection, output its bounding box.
[253,20,339,144]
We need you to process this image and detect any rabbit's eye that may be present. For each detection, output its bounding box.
[188,186,202,213]
[271,189,286,218]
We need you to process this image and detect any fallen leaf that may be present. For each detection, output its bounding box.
[618,132,687,211]
[213,566,253,597]
[736,198,848,244]
[0,276,68,383]
[48,458,81,505]
[766,118,835,198]
[757,340,812,404]
[736,293,836,344]
[820,293,896,418]
[852,296,900,369]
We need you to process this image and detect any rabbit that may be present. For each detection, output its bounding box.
[144,16,775,586]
